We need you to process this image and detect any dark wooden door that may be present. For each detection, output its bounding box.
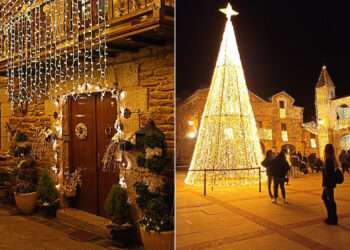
[69,93,118,216]
[96,93,119,216]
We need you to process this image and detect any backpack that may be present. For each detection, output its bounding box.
[335,168,344,184]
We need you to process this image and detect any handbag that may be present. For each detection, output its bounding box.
[335,168,344,184]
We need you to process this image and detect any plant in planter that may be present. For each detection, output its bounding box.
[37,167,59,217]
[133,121,174,250]
[63,168,83,198]
[13,158,38,214]
[136,128,170,174]
[134,181,174,250]
[105,184,135,248]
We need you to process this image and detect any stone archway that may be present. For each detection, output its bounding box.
[282,144,296,154]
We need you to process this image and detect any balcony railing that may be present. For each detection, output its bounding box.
[111,0,174,18]
[336,118,350,130]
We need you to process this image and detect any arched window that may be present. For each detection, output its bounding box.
[340,135,350,151]
[336,104,350,120]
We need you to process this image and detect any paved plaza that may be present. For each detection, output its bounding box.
[176,170,350,250]
[0,207,123,250]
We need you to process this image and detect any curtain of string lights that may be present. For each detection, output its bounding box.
[0,0,108,106]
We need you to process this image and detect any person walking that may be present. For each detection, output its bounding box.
[322,144,338,225]
[261,150,274,200]
[271,148,291,204]
[339,150,348,173]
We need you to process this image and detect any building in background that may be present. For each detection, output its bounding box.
[316,66,350,158]
[177,88,318,167]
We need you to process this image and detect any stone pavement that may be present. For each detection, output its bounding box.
[176,170,350,250]
[0,206,133,250]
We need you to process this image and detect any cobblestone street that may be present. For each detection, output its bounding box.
[176,171,350,250]
[0,207,125,250]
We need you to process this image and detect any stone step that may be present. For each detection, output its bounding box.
[57,208,111,239]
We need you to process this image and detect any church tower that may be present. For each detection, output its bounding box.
[315,65,335,159]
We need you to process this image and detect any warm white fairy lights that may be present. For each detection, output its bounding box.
[185,3,265,187]
[1,0,109,105]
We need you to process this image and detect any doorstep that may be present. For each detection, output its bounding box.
[57,208,110,239]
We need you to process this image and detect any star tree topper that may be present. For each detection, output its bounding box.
[220,3,239,19]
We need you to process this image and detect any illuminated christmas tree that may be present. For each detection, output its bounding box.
[185,3,264,186]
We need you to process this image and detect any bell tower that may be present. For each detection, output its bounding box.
[315,65,335,159]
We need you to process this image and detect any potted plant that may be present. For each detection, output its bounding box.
[134,181,174,250]
[0,169,10,202]
[37,167,59,217]
[13,159,38,214]
[134,121,174,250]
[63,168,83,200]
[105,184,136,248]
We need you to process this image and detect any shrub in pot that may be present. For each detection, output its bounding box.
[13,159,38,214]
[134,121,174,250]
[14,182,37,214]
[105,184,135,248]
[134,181,174,250]
[37,167,59,218]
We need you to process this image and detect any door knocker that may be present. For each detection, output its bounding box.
[105,125,114,137]
[75,123,88,140]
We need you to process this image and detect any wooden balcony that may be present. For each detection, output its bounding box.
[0,0,174,75]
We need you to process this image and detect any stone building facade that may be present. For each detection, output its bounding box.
[177,88,318,166]
[315,66,350,158]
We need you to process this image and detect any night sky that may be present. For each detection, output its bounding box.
[176,0,350,121]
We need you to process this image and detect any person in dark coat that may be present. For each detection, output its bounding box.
[322,144,338,225]
[271,148,290,204]
[261,150,274,200]
[339,150,348,173]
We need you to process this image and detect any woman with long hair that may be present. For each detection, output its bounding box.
[322,144,338,225]
[261,150,274,200]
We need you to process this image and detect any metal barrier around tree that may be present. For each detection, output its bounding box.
[187,168,263,196]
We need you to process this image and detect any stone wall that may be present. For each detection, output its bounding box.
[0,44,174,171]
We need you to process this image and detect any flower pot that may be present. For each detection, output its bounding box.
[64,189,76,198]
[38,204,58,218]
[107,223,136,248]
[139,226,174,250]
[14,192,37,214]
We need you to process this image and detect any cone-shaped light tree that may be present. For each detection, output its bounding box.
[185,3,264,186]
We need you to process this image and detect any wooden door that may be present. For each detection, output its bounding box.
[96,93,119,216]
[69,93,118,216]
[69,95,98,214]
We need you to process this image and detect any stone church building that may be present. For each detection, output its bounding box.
[316,66,350,158]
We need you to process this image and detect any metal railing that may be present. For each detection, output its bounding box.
[188,168,262,196]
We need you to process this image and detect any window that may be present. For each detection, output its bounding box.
[281,123,288,142]
[310,134,317,148]
[281,123,287,131]
[279,100,285,109]
[256,121,262,128]
[279,100,286,119]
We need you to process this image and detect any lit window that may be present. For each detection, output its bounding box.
[310,134,317,148]
[281,123,288,141]
[310,138,317,148]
